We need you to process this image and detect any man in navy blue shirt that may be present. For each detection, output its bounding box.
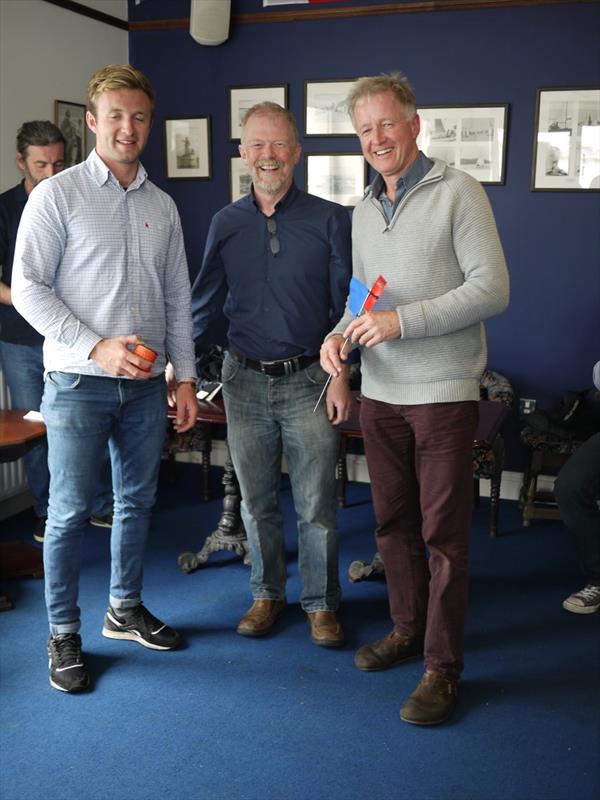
[0,120,113,542]
[192,103,352,647]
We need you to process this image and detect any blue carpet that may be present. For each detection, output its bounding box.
[1,463,598,800]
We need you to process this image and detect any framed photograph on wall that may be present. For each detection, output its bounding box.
[229,156,252,202]
[305,153,366,207]
[164,117,211,180]
[417,104,509,185]
[304,79,356,136]
[229,85,288,140]
[531,87,600,191]
[54,100,86,167]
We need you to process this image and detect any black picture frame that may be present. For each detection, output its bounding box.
[417,103,509,185]
[229,155,252,202]
[228,84,288,141]
[305,152,366,207]
[304,79,356,137]
[164,116,212,180]
[531,86,600,192]
[54,100,87,167]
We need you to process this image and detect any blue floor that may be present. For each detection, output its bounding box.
[1,463,598,800]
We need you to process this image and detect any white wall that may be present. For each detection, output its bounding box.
[0,0,128,192]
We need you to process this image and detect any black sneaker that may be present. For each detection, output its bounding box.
[102,604,181,650]
[33,516,46,543]
[563,584,600,614]
[48,633,90,693]
[89,513,113,529]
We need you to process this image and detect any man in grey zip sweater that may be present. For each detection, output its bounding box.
[321,73,509,725]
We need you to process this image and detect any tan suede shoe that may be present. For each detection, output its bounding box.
[236,599,287,637]
[354,630,424,672]
[400,671,459,726]
[306,610,344,647]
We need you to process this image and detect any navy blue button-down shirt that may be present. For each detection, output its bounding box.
[192,183,352,362]
[0,181,42,345]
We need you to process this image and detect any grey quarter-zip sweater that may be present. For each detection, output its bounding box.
[332,157,510,405]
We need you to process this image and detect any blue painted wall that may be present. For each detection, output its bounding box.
[129,0,600,469]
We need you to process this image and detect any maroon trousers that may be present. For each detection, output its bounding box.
[360,398,478,680]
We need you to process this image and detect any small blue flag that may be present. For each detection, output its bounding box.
[348,277,369,316]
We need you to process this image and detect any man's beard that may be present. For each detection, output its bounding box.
[253,161,288,195]
[23,167,43,188]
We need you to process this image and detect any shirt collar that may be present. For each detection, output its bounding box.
[368,151,434,199]
[87,148,148,190]
[249,181,299,213]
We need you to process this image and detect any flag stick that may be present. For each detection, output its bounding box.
[313,275,386,414]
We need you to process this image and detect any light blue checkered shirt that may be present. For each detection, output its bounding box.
[12,149,196,380]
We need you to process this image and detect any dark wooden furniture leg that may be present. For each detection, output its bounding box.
[178,442,249,572]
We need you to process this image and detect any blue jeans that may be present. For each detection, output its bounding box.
[222,352,341,612]
[0,340,112,520]
[41,372,168,634]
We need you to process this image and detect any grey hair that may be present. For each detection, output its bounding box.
[16,121,65,157]
[241,102,299,145]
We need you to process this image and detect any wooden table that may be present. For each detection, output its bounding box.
[0,410,47,610]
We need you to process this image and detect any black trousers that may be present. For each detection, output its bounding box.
[554,432,600,584]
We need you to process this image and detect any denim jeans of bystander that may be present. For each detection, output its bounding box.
[0,340,113,520]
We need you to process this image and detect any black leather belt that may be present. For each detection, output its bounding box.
[229,347,319,378]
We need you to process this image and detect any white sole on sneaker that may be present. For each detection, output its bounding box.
[101,626,175,650]
[48,660,90,692]
[562,600,600,614]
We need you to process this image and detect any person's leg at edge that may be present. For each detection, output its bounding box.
[555,432,600,613]
[0,341,49,520]
[554,433,600,585]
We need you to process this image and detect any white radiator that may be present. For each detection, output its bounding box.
[0,368,29,501]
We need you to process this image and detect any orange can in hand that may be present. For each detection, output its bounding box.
[133,342,157,373]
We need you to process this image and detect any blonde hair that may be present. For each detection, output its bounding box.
[348,72,416,124]
[87,64,155,116]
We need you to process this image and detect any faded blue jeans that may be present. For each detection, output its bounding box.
[222,352,341,612]
[0,341,112,520]
[41,372,168,635]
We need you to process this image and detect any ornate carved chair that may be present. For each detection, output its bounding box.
[473,369,515,536]
[519,427,584,527]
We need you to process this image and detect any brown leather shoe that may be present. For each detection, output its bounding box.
[400,671,459,726]
[354,630,423,672]
[307,611,344,647]
[237,599,286,637]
